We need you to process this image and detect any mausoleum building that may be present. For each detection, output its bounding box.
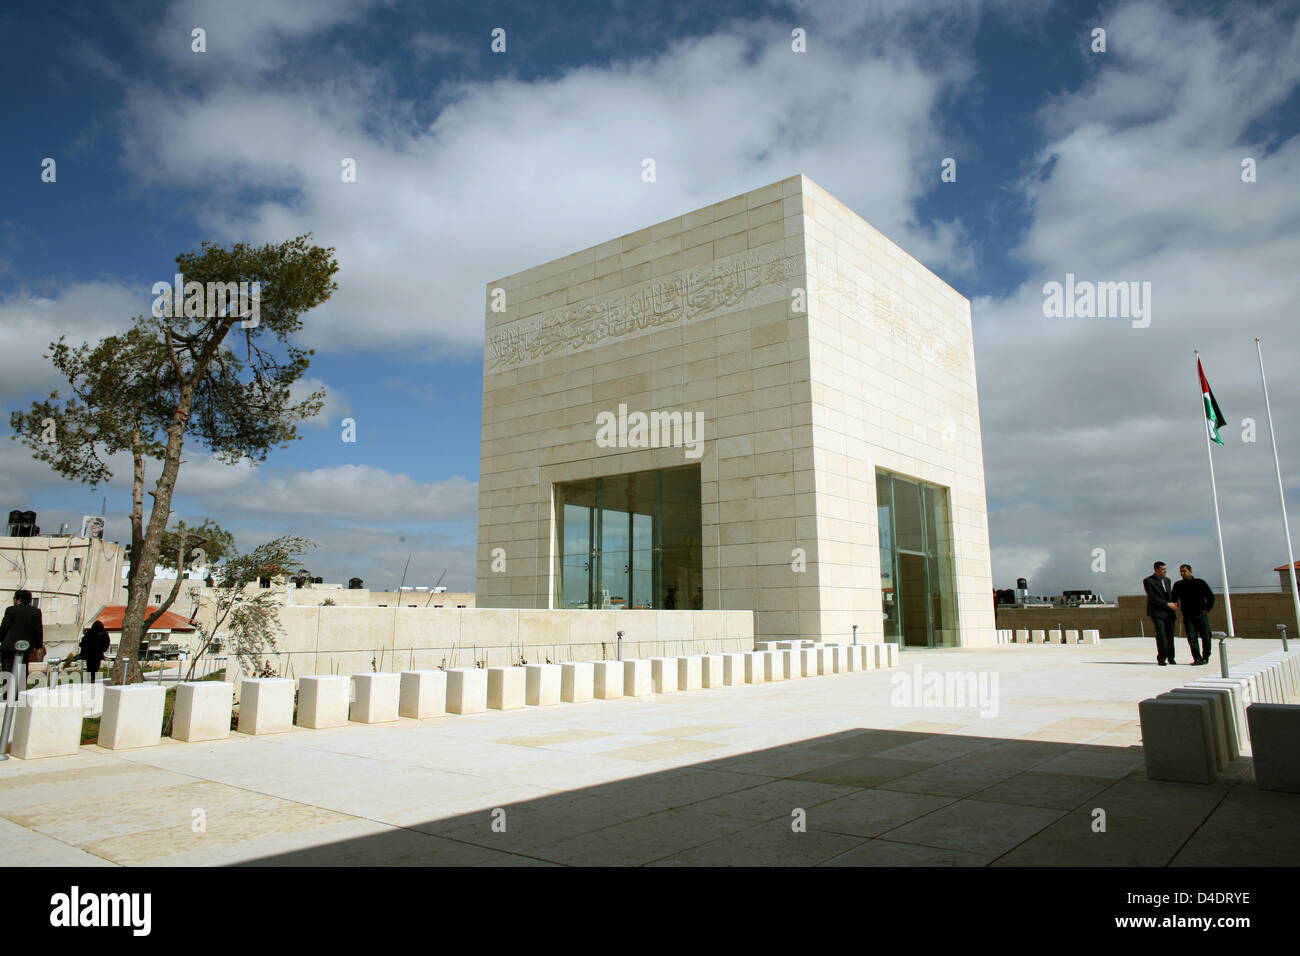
[476,175,995,649]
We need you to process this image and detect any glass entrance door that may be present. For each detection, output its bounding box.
[554,465,701,610]
[876,470,959,648]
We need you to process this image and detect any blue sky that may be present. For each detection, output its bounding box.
[3,0,1300,597]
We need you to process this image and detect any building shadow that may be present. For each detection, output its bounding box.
[226,724,1284,867]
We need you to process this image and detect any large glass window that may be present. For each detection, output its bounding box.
[876,470,959,648]
[554,465,702,610]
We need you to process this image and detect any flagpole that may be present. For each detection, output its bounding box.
[1195,351,1235,681]
[1256,337,1300,638]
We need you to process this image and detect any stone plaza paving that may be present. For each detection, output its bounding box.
[1,637,1296,866]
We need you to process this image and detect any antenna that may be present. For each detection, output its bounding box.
[423,568,449,607]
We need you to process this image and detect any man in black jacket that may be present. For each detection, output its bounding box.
[1142,562,1179,665]
[0,589,44,677]
[1172,564,1215,666]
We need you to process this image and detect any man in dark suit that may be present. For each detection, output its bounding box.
[0,589,44,677]
[1171,564,1215,666]
[1143,562,1179,665]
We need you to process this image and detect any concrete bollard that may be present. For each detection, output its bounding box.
[1066,629,1080,644]
[173,681,234,741]
[743,652,766,684]
[1031,630,1046,645]
[800,648,819,676]
[1083,629,1100,645]
[98,685,166,750]
[487,667,527,710]
[781,649,802,679]
[1138,697,1217,784]
[677,656,703,691]
[350,673,401,723]
[1246,703,1300,792]
[297,675,351,729]
[10,687,84,758]
[399,670,447,718]
[815,646,835,674]
[1159,691,1230,769]
[700,655,724,688]
[1049,629,1064,645]
[1014,629,1029,644]
[561,662,595,702]
[623,660,652,697]
[651,658,678,694]
[446,668,489,714]
[592,661,624,700]
[526,663,562,706]
[239,678,295,735]
[721,653,746,686]
[764,650,786,682]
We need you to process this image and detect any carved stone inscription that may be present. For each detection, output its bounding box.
[487,246,798,370]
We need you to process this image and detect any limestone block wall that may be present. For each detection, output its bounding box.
[222,606,752,696]
[476,176,817,642]
[801,179,995,647]
[475,174,995,647]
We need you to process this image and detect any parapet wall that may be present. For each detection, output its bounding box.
[224,606,754,694]
[995,593,1299,641]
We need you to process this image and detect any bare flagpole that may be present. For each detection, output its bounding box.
[1196,350,1235,678]
[1256,337,1300,636]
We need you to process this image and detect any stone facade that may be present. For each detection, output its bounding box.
[476,175,995,647]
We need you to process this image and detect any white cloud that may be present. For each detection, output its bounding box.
[977,0,1300,594]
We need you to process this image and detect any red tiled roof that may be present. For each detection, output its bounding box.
[94,606,198,631]
[1276,562,1300,571]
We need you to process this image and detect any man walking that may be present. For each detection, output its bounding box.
[1172,564,1215,666]
[1143,562,1179,665]
[0,589,44,677]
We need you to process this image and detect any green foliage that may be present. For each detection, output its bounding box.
[157,518,236,573]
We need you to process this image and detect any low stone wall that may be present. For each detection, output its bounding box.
[223,607,754,695]
[995,592,1299,641]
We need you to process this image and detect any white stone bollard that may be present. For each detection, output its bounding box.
[297,675,351,729]
[800,648,819,676]
[651,658,678,694]
[239,678,295,735]
[98,685,166,750]
[1066,629,1080,644]
[677,656,703,691]
[700,655,724,689]
[173,681,234,741]
[781,649,802,679]
[1159,691,1228,769]
[10,687,84,758]
[743,652,766,684]
[592,661,624,700]
[1167,686,1238,761]
[487,667,526,710]
[1138,697,1217,784]
[721,653,746,686]
[561,662,595,702]
[1049,629,1063,644]
[753,641,779,652]
[525,664,562,706]
[1083,629,1100,645]
[399,670,447,719]
[765,650,786,682]
[623,660,652,697]
[1031,630,1046,644]
[1014,629,1029,644]
[1187,677,1252,750]
[855,645,873,669]
[815,646,835,674]
[1246,703,1300,792]
[350,673,400,724]
[446,668,489,714]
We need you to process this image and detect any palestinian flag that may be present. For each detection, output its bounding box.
[1198,358,1227,446]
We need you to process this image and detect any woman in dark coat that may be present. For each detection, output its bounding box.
[79,620,110,683]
